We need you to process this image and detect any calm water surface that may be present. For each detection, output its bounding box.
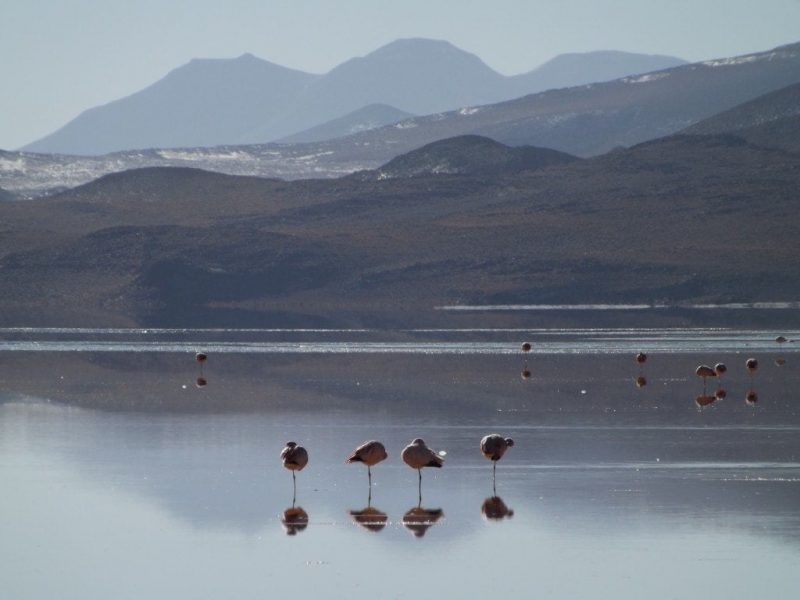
[1,328,799,599]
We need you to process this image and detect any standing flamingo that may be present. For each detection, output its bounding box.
[402,438,444,503]
[346,440,388,488]
[280,441,309,501]
[480,434,515,492]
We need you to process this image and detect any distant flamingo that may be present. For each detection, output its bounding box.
[195,352,207,376]
[746,358,758,386]
[635,352,647,364]
[695,365,716,394]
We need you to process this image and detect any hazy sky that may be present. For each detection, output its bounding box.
[2,0,799,150]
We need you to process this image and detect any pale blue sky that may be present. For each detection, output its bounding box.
[2,0,799,149]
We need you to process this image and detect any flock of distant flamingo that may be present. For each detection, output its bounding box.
[521,338,788,408]
[188,338,791,535]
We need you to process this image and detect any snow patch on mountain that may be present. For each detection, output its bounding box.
[623,72,671,84]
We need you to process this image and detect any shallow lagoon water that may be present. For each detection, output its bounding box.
[1,328,800,599]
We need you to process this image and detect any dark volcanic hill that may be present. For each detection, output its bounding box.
[277,103,414,144]
[363,135,577,179]
[0,187,14,201]
[682,82,800,153]
[1,128,798,328]
[21,38,684,155]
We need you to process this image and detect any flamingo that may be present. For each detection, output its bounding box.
[402,438,443,502]
[280,441,308,500]
[346,440,388,488]
[195,352,207,376]
[481,434,515,493]
[695,365,716,393]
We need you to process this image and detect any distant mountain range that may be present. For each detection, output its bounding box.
[21,38,685,155]
[3,41,798,199]
[319,41,800,159]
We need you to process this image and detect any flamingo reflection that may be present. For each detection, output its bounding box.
[402,506,444,538]
[695,394,716,408]
[481,496,514,521]
[281,505,309,536]
[349,506,388,533]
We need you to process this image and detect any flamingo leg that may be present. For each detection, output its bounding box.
[368,465,372,488]
[418,469,422,507]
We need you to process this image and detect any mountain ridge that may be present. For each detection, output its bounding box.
[21,38,685,155]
